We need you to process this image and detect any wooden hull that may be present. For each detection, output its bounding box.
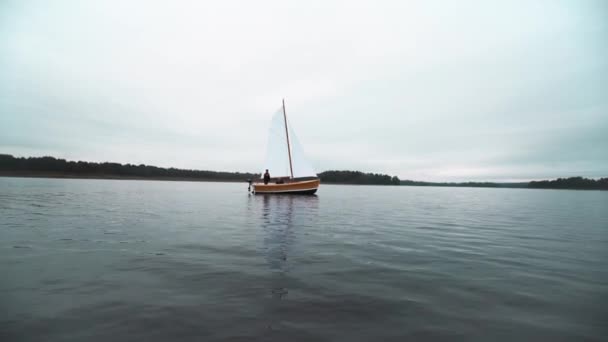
[253,179,320,195]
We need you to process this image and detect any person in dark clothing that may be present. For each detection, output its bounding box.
[263,169,270,185]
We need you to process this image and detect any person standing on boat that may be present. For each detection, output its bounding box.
[263,169,270,184]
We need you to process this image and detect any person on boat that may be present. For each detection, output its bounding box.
[276,178,285,184]
[263,169,270,185]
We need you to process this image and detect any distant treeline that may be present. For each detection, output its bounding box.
[319,170,401,185]
[401,177,607,190]
[529,177,608,190]
[0,154,257,181]
[400,180,528,188]
[1,154,606,190]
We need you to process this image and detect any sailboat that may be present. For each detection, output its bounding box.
[250,99,320,195]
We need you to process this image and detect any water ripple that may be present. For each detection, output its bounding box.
[0,178,606,341]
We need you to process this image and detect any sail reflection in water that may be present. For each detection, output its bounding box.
[253,194,319,299]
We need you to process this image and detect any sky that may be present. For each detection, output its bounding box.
[1,0,606,182]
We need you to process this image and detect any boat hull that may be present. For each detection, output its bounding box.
[253,179,320,195]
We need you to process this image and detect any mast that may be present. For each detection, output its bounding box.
[282,98,294,179]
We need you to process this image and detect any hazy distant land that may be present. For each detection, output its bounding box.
[1,154,606,190]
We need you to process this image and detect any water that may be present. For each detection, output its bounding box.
[1,177,607,341]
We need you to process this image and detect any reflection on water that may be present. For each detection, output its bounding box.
[254,194,319,299]
[262,195,293,274]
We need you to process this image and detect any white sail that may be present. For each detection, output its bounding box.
[262,108,291,178]
[261,106,317,179]
[288,124,316,178]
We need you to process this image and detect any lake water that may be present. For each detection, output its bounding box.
[1,177,607,341]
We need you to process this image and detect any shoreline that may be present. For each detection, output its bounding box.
[2,173,606,191]
[0,172,247,183]
[3,154,605,190]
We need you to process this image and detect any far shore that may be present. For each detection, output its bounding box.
[2,172,606,191]
[1,155,606,190]
[0,172,247,183]
[0,172,405,185]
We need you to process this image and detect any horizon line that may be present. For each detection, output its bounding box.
[1,152,605,184]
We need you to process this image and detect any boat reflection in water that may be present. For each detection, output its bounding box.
[256,194,319,300]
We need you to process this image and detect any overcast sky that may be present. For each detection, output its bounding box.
[1,0,606,181]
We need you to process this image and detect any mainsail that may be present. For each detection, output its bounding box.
[261,104,316,179]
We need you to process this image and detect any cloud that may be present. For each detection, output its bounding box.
[1,0,607,181]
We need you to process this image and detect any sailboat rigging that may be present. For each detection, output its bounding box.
[282,99,294,179]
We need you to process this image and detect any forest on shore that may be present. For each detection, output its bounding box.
[0,154,257,182]
[400,178,607,190]
[399,180,528,188]
[1,154,606,190]
[318,170,401,185]
[528,177,608,190]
